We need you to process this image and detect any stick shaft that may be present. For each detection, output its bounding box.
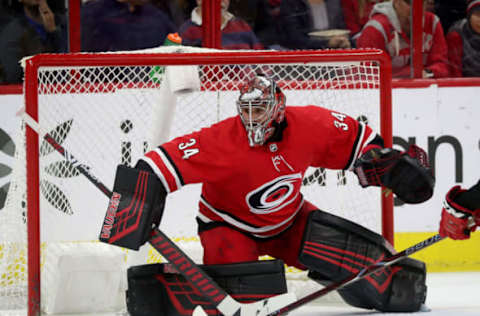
[37,125,235,312]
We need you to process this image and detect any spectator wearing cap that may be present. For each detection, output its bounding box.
[446,0,480,77]
[357,0,449,78]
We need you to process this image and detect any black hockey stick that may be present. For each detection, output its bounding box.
[25,115,295,316]
[267,233,445,315]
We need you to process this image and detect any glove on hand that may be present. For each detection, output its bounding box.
[439,186,480,240]
[354,145,434,203]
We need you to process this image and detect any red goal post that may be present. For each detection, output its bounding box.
[5,47,392,315]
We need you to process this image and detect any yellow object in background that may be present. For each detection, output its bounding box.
[395,232,480,272]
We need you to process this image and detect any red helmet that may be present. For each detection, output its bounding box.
[236,74,286,146]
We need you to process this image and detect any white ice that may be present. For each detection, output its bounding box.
[1,272,478,316]
[290,272,480,316]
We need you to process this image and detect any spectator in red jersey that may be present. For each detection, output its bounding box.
[357,0,449,78]
[178,0,264,50]
[341,0,384,42]
[446,0,480,77]
[0,0,67,83]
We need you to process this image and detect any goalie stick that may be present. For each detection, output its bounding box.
[24,114,451,316]
[23,114,295,316]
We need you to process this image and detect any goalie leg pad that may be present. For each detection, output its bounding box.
[99,164,166,250]
[299,210,427,312]
[126,260,288,316]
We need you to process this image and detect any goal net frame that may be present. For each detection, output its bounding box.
[16,48,392,315]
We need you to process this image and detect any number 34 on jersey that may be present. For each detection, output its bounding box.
[179,138,199,159]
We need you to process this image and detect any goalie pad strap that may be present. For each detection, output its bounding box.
[299,210,427,312]
[99,165,166,250]
[126,260,287,316]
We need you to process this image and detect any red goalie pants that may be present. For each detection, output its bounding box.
[199,201,317,269]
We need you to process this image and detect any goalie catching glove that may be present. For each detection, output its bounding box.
[439,182,480,240]
[354,144,434,204]
[99,165,166,250]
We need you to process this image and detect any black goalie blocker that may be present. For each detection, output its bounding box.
[354,144,435,203]
[99,165,166,250]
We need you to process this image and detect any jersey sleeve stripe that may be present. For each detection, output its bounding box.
[159,147,185,186]
[344,121,365,170]
[151,148,182,190]
[346,123,377,171]
[142,148,183,192]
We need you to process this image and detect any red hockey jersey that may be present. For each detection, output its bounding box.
[141,106,377,238]
[357,1,449,78]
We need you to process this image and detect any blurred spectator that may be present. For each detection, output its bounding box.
[81,0,177,52]
[0,1,13,83]
[0,0,67,84]
[178,0,264,49]
[341,0,384,41]
[425,0,435,12]
[273,0,351,50]
[229,0,260,27]
[435,0,467,33]
[357,0,449,78]
[0,2,12,28]
[446,0,480,77]
[151,0,188,27]
[308,0,346,31]
[253,0,282,49]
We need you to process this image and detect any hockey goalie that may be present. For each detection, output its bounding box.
[100,74,435,315]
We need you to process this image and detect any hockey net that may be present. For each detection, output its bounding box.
[0,47,392,314]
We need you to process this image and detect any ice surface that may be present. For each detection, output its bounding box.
[289,272,480,316]
[1,272,479,315]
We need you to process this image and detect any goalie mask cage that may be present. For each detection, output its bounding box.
[1,47,392,315]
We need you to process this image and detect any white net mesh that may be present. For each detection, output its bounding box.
[0,47,389,313]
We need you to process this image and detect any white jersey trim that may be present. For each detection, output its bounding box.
[197,212,213,223]
[199,196,305,237]
[346,122,376,171]
[154,148,183,190]
[140,148,183,193]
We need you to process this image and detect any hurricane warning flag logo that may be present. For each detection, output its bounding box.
[246,173,302,214]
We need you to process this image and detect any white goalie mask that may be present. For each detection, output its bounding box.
[236,75,286,147]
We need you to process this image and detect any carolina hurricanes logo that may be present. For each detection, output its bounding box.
[246,173,302,214]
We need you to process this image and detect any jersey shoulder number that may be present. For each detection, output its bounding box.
[178,138,199,159]
[331,111,348,131]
